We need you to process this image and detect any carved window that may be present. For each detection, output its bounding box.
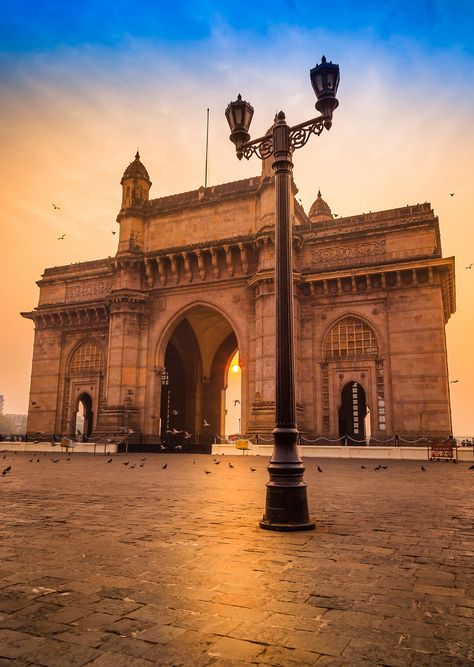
[69,340,103,374]
[325,317,378,359]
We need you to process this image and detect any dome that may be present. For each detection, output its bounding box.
[308,190,334,223]
[121,151,151,184]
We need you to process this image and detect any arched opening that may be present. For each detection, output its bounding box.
[76,393,93,439]
[65,340,104,438]
[225,351,241,436]
[158,306,240,446]
[339,382,367,442]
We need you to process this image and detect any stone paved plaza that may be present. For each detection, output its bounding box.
[1,452,473,666]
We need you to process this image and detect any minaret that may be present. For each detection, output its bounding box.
[120,151,152,209]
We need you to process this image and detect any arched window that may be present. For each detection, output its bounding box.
[325,317,378,359]
[69,340,103,374]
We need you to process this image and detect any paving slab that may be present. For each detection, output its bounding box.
[1,452,474,665]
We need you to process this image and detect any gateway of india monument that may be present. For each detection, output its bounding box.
[22,150,455,446]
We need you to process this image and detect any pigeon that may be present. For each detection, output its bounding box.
[203,419,210,427]
[228,462,234,469]
[204,469,211,474]
[374,465,381,470]
[2,465,11,475]
[183,432,192,439]
[51,459,60,463]
[361,465,367,469]
[140,457,146,462]
[380,465,388,469]
[466,264,473,269]
[233,400,241,406]
[122,461,129,466]
[214,460,221,465]
[452,459,458,464]
[106,458,113,464]
[174,445,183,451]
[171,409,179,415]
[158,443,167,450]
[468,464,474,470]
[111,230,116,234]
[317,466,323,473]
[36,459,40,463]
[450,193,455,197]
[250,467,256,472]
[193,460,196,464]
[57,234,66,240]
[130,464,135,469]
[162,463,168,470]
[29,458,34,463]
[52,203,60,209]
[421,465,426,471]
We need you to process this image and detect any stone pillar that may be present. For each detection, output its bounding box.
[99,289,148,433]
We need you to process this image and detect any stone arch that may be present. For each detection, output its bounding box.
[156,300,243,370]
[319,315,386,439]
[62,339,105,437]
[155,302,242,445]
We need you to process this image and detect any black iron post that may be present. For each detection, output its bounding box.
[225,57,340,531]
[259,112,314,530]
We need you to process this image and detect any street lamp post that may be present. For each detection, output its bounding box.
[225,57,340,531]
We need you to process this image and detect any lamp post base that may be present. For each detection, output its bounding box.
[259,428,315,531]
[259,479,315,531]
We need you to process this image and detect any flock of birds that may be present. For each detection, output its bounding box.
[3,450,474,478]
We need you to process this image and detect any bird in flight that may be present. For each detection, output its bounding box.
[466,264,473,269]
[106,458,113,464]
[162,463,167,470]
[317,466,323,473]
[2,465,11,476]
[174,445,183,451]
[450,193,455,197]
[203,419,210,427]
[111,231,116,234]
[57,234,66,240]
[171,409,179,416]
[204,469,211,474]
[421,465,426,471]
[228,462,234,469]
[233,400,241,406]
[183,432,192,439]
[52,203,60,209]
[250,467,256,472]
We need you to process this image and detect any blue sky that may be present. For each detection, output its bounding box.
[1,0,473,55]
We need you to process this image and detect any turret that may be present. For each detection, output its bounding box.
[308,190,334,224]
[120,151,151,209]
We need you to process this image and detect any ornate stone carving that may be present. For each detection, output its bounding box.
[66,280,112,300]
[311,240,386,264]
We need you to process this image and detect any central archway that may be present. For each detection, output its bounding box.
[157,305,241,446]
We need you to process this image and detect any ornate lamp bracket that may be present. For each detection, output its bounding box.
[241,114,327,160]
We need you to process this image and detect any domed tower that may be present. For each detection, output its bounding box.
[308,190,334,224]
[120,151,152,210]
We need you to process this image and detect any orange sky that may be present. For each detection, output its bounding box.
[1,30,473,433]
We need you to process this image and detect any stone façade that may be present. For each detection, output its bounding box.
[21,153,455,443]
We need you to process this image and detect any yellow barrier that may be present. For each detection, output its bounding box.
[235,439,250,450]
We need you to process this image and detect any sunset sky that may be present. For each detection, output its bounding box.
[1,1,473,433]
